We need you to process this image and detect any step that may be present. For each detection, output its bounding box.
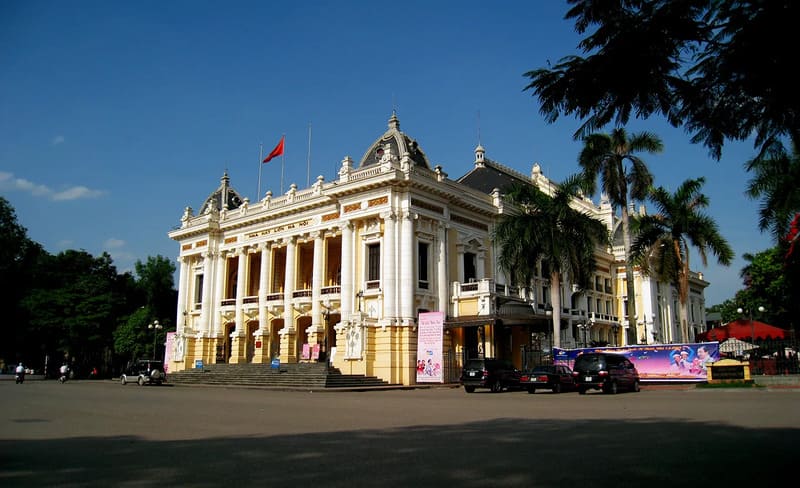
[167,362,395,389]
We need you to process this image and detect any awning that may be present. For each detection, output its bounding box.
[698,319,789,341]
[719,337,757,355]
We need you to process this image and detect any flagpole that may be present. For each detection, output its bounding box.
[306,122,312,187]
[257,142,263,200]
[280,134,285,194]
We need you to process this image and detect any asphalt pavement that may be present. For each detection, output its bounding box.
[1,380,798,487]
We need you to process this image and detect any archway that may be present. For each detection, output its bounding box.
[246,321,258,362]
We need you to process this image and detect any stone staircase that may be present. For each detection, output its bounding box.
[166,362,397,390]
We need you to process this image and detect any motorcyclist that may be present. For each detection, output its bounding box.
[15,362,25,384]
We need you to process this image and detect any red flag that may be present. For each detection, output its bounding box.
[262,136,284,163]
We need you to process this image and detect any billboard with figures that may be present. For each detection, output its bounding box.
[554,342,721,382]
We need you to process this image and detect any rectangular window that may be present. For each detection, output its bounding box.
[464,252,476,282]
[367,243,381,281]
[418,242,429,289]
[194,274,204,309]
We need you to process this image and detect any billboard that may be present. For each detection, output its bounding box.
[554,342,720,382]
[416,311,444,383]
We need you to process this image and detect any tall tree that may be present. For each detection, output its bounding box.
[578,128,662,340]
[524,0,799,160]
[736,248,792,328]
[21,250,130,375]
[495,174,609,348]
[0,197,45,365]
[134,255,177,325]
[744,134,800,241]
[631,177,734,342]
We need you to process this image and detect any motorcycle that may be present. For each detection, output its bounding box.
[59,368,69,383]
[15,371,25,384]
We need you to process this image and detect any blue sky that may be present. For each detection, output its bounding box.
[0,1,770,306]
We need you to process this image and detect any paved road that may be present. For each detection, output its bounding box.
[2,381,799,487]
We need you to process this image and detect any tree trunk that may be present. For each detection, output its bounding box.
[550,272,562,349]
[621,204,635,346]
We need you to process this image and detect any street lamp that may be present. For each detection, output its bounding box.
[611,323,620,347]
[577,322,591,348]
[148,320,163,360]
[737,306,766,343]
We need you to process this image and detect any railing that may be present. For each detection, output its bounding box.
[292,289,312,298]
[321,286,341,295]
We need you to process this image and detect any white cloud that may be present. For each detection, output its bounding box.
[52,186,106,201]
[104,238,126,249]
[0,172,106,201]
[52,135,65,145]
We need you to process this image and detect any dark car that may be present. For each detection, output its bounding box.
[572,352,640,394]
[520,364,575,394]
[460,358,521,393]
[121,359,166,386]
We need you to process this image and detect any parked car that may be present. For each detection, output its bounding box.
[460,358,521,393]
[121,359,166,386]
[520,364,575,394]
[572,352,640,394]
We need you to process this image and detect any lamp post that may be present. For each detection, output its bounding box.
[544,304,553,355]
[611,323,620,347]
[577,322,590,348]
[148,320,163,360]
[737,306,765,343]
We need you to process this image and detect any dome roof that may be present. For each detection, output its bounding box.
[199,172,245,214]
[357,113,431,169]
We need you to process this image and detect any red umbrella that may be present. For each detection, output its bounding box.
[700,319,788,341]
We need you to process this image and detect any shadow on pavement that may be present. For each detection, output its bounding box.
[1,417,794,487]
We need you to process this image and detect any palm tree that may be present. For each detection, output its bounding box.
[578,128,662,342]
[630,177,734,343]
[744,134,800,242]
[494,174,609,348]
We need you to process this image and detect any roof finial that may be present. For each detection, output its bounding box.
[477,110,481,146]
[388,111,399,130]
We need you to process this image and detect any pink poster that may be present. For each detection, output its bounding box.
[164,332,175,373]
[416,311,444,383]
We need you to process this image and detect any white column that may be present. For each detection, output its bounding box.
[399,211,414,323]
[201,251,213,335]
[311,231,323,327]
[340,221,354,319]
[283,237,296,330]
[213,251,226,335]
[437,223,448,315]
[235,247,247,333]
[477,249,486,279]
[456,244,465,283]
[382,211,397,322]
[258,243,270,332]
[176,256,189,333]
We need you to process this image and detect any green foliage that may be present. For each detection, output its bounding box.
[525,0,799,160]
[113,306,150,360]
[0,197,176,373]
[745,136,800,242]
[631,177,734,341]
[494,174,609,345]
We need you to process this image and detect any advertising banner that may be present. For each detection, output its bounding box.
[416,311,445,383]
[164,331,175,373]
[554,342,721,382]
